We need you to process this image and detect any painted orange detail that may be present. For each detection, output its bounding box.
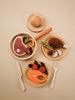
[28,70,46,83]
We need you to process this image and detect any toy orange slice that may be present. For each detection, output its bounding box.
[28,70,46,83]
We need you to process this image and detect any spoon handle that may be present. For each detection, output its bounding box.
[50,70,57,88]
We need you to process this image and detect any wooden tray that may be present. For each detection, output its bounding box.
[42,35,67,60]
[24,61,51,87]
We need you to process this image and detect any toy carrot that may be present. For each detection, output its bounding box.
[35,27,52,40]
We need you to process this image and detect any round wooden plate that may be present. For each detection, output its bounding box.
[24,61,51,87]
[42,35,67,60]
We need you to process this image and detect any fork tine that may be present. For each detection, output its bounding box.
[54,62,58,68]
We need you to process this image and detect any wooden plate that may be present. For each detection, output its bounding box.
[42,35,67,60]
[24,61,51,87]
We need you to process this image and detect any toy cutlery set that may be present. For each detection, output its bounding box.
[9,13,68,91]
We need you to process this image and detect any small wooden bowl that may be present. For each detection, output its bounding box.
[42,35,67,60]
[27,13,46,32]
[9,33,37,60]
[24,61,51,87]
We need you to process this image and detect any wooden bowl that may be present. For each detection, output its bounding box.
[9,33,37,60]
[24,61,51,87]
[42,35,67,60]
[27,13,46,32]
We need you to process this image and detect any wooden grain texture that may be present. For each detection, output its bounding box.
[24,61,51,87]
[42,35,67,60]
[9,33,37,60]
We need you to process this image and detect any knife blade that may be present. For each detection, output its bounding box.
[16,62,26,91]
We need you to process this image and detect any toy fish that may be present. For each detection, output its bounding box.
[28,70,46,83]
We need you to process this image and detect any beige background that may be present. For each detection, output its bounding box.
[0,0,75,100]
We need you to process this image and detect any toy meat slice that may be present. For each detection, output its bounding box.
[28,70,46,83]
[13,37,26,56]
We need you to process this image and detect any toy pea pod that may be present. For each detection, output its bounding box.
[23,35,29,44]
[27,39,35,47]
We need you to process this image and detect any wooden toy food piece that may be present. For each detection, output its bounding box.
[27,13,46,32]
[27,39,35,47]
[23,35,29,44]
[35,27,52,40]
[42,35,67,60]
[49,38,63,49]
[28,70,46,83]
[31,16,42,27]
[25,47,33,55]
[13,37,26,56]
